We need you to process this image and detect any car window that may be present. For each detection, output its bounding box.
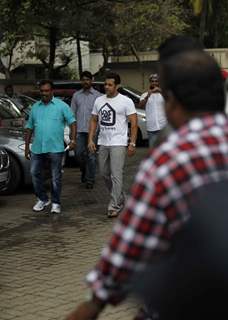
[16,95,36,110]
[0,100,21,119]
[118,87,140,105]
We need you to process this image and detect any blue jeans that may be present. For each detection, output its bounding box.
[147,130,160,148]
[75,132,96,183]
[30,152,63,204]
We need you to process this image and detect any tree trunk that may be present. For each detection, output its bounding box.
[0,59,11,79]
[102,41,109,69]
[199,0,207,43]
[76,36,83,78]
[48,27,57,79]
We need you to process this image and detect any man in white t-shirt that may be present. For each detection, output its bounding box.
[88,72,138,218]
[139,73,167,148]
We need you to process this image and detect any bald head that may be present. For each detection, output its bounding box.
[160,50,225,113]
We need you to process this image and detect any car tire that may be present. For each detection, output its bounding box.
[1,155,22,195]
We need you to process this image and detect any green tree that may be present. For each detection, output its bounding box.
[189,0,228,47]
[0,0,32,79]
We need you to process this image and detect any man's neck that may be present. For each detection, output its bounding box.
[106,92,118,98]
[83,86,92,92]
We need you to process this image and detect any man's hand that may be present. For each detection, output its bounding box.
[66,300,102,320]
[25,146,31,160]
[88,140,96,153]
[150,86,161,93]
[127,144,136,157]
[68,140,76,151]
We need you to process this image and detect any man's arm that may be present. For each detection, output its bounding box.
[24,128,33,159]
[88,115,98,153]
[127,113,138,157]
[138,93,150,108]
[68,121,77,150]
[138,87,162,109]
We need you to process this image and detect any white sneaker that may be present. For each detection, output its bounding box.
[33,199,50,212]
[51,203,61,214]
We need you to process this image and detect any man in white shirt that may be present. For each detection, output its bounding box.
[88,72,138,218]
[139,73,167,148]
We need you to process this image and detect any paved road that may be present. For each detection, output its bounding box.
[0,147,149,320]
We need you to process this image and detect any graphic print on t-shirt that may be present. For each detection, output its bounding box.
[99,103,116,126]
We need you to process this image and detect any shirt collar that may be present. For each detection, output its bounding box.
[81,87,95,95]
[178,112,227,135]
[38,96,55,105]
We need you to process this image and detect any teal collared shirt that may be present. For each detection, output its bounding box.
[25,97,76,154]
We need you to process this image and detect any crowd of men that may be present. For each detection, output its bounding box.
[23,35,228,320]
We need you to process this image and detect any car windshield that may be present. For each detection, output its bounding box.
[12,95,36,113]
[121,86,142,96]
[0,99,21,119]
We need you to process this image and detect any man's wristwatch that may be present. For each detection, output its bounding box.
[129,142,136,147]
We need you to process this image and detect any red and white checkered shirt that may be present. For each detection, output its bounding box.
[86,113,228,305]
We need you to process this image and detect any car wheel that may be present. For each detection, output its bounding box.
[1,155,22,195]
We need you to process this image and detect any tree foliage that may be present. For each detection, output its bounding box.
[0,0,228,79]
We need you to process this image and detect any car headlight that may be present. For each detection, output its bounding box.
[18,143,26,151]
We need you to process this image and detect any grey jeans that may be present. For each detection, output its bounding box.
[98,145,126,211]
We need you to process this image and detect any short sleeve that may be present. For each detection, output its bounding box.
[71,93,78,114]
[62,103,76,125]
[126,97,136,116]
[92,97,99,115]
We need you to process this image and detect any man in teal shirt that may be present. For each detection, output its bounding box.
[25,79,76,214]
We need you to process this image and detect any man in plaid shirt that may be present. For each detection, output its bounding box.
[66,47,228,319]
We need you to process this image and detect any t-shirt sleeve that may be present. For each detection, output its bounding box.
[92,97,99,115]
[126,97,136,116]
[70,93,77,114]
[62,103,76,125]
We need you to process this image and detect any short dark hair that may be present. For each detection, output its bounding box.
[39,79,54,89]
[158,35,204,61]
[80,71,93,80]
[105,72,121,85]
[160,50,225,112]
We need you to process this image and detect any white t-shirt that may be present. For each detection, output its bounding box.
[140,92,167,131]
[92,93,136,146]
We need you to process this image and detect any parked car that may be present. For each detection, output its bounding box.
[0,94,36,120]
[0,148,10,192]
[0,127,31,194]
[0,97,25,128]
